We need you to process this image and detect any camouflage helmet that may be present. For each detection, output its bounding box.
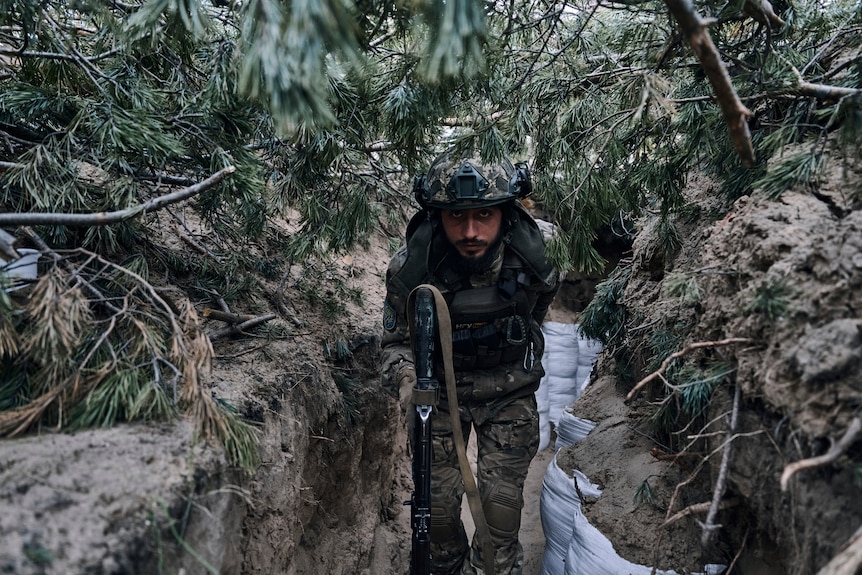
[413,151,532,210]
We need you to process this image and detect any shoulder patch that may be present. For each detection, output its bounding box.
[382,300,397,331]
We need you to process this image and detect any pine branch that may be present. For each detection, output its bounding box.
[789,66,861,100]
[0,166,236,226]
[663,0,756,167]
[626,338,753,403]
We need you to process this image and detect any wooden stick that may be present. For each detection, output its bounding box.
[701,384,741,547]
[816,525,862,575]
[660,498,738,529]
[207,313,276,341]
[202,308,254,324]
[781,417,862,491]
[625,338,752,403]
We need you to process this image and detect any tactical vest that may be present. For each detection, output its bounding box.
[389,203,555,373]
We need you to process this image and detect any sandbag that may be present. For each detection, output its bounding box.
[536,323,603,449]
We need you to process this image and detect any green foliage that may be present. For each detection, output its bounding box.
[290,260,363,319]
[22,541,53,567]
[324,336,362,425]
[663,272,702,306]
[633,477,658,509]
[649,360,735,443]
[580,265,631,346]
[744,277,795,320]
[754,150,825,200]
[678,362,735,418]
[647,329,682,372]
[655,216,683,262]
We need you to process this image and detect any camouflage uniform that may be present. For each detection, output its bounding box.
[381,190,559,574]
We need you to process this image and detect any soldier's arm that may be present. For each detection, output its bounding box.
[380,263,415,394]
[531,270,561,323]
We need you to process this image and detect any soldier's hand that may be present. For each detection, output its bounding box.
[397,365,417,413]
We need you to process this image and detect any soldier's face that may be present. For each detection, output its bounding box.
[440,206,503,260]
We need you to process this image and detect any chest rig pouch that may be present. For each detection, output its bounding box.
[446,284,531,371]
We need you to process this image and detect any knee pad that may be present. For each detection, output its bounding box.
[430,502,462,544]
[483,481,523,539]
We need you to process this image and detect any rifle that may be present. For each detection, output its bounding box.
[410,286,437,575]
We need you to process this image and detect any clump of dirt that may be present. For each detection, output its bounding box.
[559,156,862,574]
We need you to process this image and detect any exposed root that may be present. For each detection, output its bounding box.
[625,338,753,403]
[780,417,862,491]
[816,525,862,575]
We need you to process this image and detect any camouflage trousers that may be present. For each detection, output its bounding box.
[425,393,539,575]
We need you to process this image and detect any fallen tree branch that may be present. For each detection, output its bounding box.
[207,313,276,341]
[660,497,738,529]
[781,417,862,491]
[0,166,235,226]
[625,337,753,403]
[664,0,756,167]
[700,384,741,547]
[817,525,862,575]
[202,308,255,324]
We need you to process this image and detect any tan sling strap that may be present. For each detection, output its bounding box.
[407,284,496,575]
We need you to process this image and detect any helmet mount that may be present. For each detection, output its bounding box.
[413,154,533,211]
[448,162,489,201]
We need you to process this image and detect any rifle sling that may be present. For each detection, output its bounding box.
[407,284,496,575]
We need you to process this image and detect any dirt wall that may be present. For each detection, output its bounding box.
[561,159,862,574]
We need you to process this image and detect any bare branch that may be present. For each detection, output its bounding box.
[790,66,861,100]
[816,525,862,575]
[625,337,753,403]
[207,313,277,341]
[0,166,235,226]
[664,0,756,167]
[660,498,738,529]
[781,417,862,491]
[700,384,741,547]
[202,308,255,324]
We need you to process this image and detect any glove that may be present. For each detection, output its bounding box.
[397,364,417,414]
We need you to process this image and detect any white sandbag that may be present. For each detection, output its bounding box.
[576,332,603,365]
[547,351,579,379]
[537,322,582,448]
[543,321,581,347]
[574,332,603,392]
[545,375,580,427]
[540,455,581,575]
[536,374,551,451]
[565,500,680,575]
[540,458,724,575]
[555,409,596,451]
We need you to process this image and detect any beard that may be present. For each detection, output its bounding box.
[448,233,503,275]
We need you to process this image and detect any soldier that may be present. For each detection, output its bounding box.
[381,150,560,574]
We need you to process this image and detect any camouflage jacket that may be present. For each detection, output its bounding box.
[380,203,560,403]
